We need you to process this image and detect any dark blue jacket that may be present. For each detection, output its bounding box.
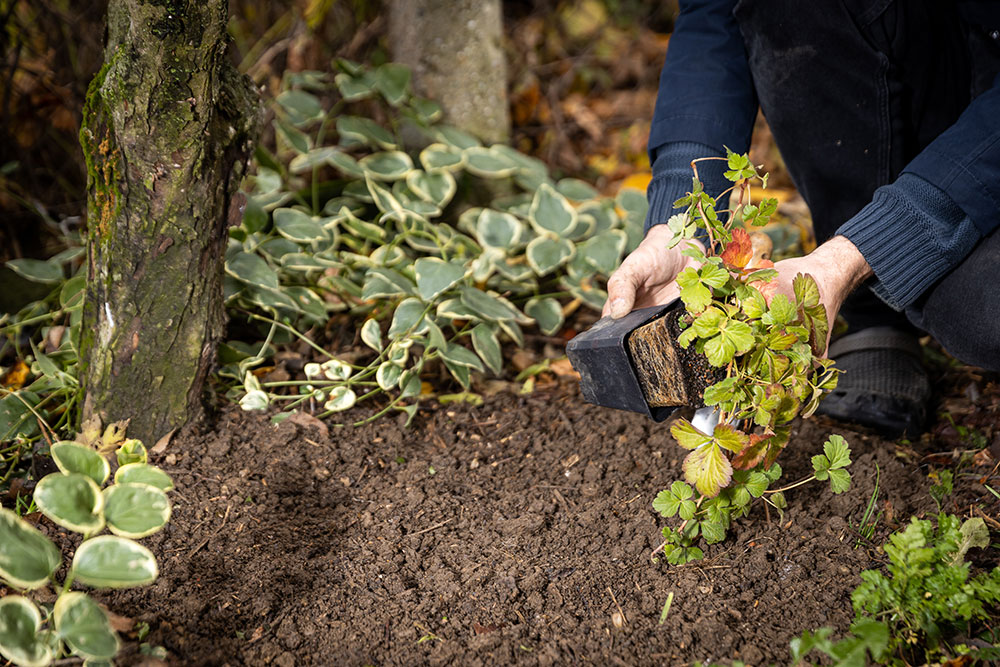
[645,0,1000,310]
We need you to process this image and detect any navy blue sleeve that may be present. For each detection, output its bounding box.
[903,73,1000,238]
[644,142,728,233]
[647,0,758,157]
[836,173,980,310]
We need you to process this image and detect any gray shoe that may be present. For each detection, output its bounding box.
[816,327,931,438]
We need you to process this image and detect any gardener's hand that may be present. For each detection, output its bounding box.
[761,235,873,354]
[603,225,706,319]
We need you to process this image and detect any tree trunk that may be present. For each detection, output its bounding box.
[388,0,510,144]
[78,0,260,444]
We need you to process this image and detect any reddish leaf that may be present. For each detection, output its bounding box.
[720,227,753,270]
[731,433,769,470]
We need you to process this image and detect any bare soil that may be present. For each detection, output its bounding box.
[100,367,1000,666]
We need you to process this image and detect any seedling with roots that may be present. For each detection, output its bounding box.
[652,150,851,563]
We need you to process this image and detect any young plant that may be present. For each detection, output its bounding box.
[0,432,173,666]
[792,514,1000,666]
[652,150,848,562]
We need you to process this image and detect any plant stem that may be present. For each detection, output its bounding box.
[764,475,816,495]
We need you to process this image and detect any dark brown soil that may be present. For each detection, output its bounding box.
[98,374,1000,667]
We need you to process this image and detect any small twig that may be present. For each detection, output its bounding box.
[188,502,232,556]
[407,519,452,538]
[972,505,1000,531]
[607,587,626,625]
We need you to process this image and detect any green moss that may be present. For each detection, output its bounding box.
[79,51,124,241]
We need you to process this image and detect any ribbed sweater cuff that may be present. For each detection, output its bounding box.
[644,142,729,235]
[836,173,979,310]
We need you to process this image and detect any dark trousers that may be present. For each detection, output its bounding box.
[733,0,1000,369]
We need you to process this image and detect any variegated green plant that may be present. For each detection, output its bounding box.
[0,437,172,666]
[651,150,851,565]
[226,60,646,423]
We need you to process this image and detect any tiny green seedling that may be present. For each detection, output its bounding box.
[929,468,954,511]
[652,150,850,561]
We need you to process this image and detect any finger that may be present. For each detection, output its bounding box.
[604,267,639,319]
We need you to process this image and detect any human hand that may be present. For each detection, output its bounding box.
[758,235,873,354]
[602,225,706,319]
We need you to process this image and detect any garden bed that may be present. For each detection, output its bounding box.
[99,371,999,666]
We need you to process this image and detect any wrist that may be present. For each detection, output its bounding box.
[812,235,873,293]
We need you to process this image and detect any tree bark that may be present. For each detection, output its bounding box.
[388,0,510,144]
[79,0,260,444]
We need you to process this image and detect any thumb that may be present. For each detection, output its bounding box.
[604,268,638,319]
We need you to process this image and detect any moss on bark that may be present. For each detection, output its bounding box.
[79,0,261,444]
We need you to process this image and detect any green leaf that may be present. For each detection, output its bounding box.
[823,434,851,469]
[389,298,429,338]
[713,424,749,453]
[419,143,464,172]
[525,236,575,276]
[414,257,466,302]
[700,263,730,289]
[323,386,357,412]
[529,183,577,236]
[524,297,564,336]
[0,596,52,667]
[102,484,171,539]
[374,63,411,106]
[362,267,415,301]
[683,442,733,498]
[274,118,311,154]
[71,536,158,588]
[439,343,485,372]
[579,230,627,275]
[226,252,279,290]
[276,89,323,123]
[670,418,712,450]
[652,489,680,518]
[51,442,110,486]
[361,319,382,352]
[704,333,737,367]
[745,471,769,498]
[359,151,414,181]
[827,468,851,494]
[437,298,481,322]
[407,170,457,208]
[376,361,403,390]
[463,146,518,178]
[337,116,396,149]
[410,97,443,124]
[701,520,727,544]
[476,209,524,249]
[272,208,326,243]
[765,294,796,326]
[7,258,63,284]
[556,178,599,201]
[464,324,501,377]
[793,273,821,308]
[676,267,712,313]
[459,286,523,322]
[434,125,481,150]
[34,473,105,535]
[334,70,376,101]
[0,509,61,590]
[114,464,174,492]
[113,439,147,467]
[54,592,119,661]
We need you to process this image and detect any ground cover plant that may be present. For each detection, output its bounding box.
[791,513,1000,666]
[651,152,848,563]
[224,59,648,425]
[0,429,172,666]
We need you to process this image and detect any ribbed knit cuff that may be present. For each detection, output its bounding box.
[644,142,729,235]
[836,173,980,310]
